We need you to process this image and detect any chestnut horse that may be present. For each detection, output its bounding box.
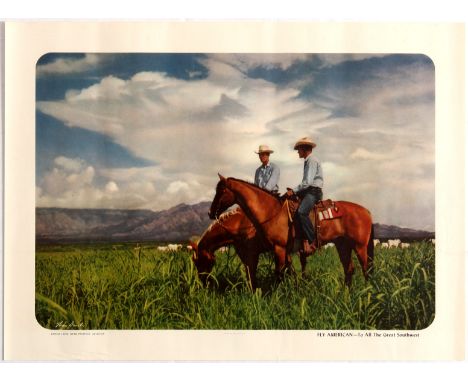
[209,175,375,286]
[190,208,269,290]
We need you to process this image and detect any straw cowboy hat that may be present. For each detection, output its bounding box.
[293,137,317,150]
[254,144,274,154]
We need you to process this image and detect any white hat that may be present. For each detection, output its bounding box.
[254,144,274,154]
[293,137,316,150]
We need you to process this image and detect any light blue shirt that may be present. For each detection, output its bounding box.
[254,162,280,192]
[294,154,323,193]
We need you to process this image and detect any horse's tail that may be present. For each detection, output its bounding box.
[367,224,375,273]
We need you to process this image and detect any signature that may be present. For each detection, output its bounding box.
[55,321,85,330]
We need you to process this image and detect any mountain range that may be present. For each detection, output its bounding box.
[36,202,434,243]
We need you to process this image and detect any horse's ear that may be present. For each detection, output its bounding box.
[218,173,226,181]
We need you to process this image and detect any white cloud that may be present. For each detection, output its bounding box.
[54,156,86,172]
[37,158,214,211]
[37,57,319,177]
[40,159,96,200]
[350,148,386,161]
[208,54,389,73]
[37,54,101,76]
[36,54,435,230]
[98,166,166,183]
[68,76,130,101]
[167,181,189,194]
[105,181,119,193]
[210,53,312,72]
[66,166,95,186]
[317,54,390,67]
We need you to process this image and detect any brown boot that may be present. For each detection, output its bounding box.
[302,240,317,255]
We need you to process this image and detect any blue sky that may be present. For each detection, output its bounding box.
[36,53,435,230]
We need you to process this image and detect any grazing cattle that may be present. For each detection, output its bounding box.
[323,243,335,249]
[388,239,401,248]
[400,243,410,249]
[157,245,169,252]
[373,239,380,246]
[167,244,182,251]
[381,243,389,249]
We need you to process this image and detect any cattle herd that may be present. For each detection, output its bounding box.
[154,239,435,253]
[156,244,184,252]
[373,238,435,249]
[308,239,434,250]
[156,244,230,252]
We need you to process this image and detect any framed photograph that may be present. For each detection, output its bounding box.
[3,21,465,360]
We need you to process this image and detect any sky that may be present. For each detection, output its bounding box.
[36,53,435,231]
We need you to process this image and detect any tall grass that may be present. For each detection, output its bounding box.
[35,242,435,330]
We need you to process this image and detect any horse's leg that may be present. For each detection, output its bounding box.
[235,241,259,291]
[273,245,289,280]
[353,242,369,281]
[243,251,259,291]
[299,252,308,275]
[335,239,355,287]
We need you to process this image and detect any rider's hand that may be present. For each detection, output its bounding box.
[286,188,294,197]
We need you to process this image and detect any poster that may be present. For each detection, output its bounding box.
[3,21,465,360]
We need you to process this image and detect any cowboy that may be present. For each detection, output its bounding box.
[286,137,323,254]
[254,144,280,193]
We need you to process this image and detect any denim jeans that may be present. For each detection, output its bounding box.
[297,187,323,243]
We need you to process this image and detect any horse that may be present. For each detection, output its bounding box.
[190,208,269,290]
[209,175,375,286]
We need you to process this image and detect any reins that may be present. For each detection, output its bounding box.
[230,198,290,227]
[214,212,257,236]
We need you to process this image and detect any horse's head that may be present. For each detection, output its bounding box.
[189,240,215,285]
[208,174,236,219]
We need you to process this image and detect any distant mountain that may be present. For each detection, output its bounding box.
[373,223,434,241]
[36,202,434,243]
[36,202,212,243]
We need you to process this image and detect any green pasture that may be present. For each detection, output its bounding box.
[35,241,435,330]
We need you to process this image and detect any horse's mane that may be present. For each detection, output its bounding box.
[204,207,241,234]
[219,207,242,221]
[227,177,282,202]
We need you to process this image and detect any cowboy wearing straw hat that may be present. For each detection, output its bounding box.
[286,137,323,254]
[254,144,280,193]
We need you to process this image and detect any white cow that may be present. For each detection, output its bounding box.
[373,239,380,246]
[400,243,410,249]
[157,246,169,252]
[324,243,335,249]
[167,244,183,251]
[388,239,401,248]
[431,239,436,245]
[381,243,389,249]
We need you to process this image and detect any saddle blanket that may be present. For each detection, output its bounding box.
[318,207,338,221]
[315,199,343,221]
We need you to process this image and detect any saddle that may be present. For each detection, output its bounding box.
[286,198,343,249]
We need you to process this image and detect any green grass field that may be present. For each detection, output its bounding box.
[35,241,435,330]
